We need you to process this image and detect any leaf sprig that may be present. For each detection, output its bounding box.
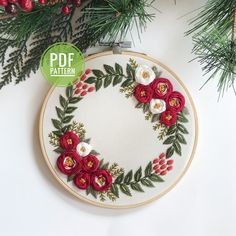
[51,85,82,137]
[84,62,136,91]
[164,109,189,158]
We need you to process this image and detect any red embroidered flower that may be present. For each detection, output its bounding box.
[91,169,112,192]
[151,78,173,99]
[160,110,177,127]
[82,155,99,173]
[134,84,153,103]
[74,172,90,190]
[59,131,80,150]
[166,91,185,113]
[57,151,81,175]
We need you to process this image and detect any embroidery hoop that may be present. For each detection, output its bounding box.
[39,50,198,209]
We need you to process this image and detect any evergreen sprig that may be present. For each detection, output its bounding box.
[73,0,155,49]
[0,0,155,91]
[187,0,236,97]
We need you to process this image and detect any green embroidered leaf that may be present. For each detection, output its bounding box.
[121,79,134,88]
[90,187,98,199]
[53,147,64,154]
[90,150,100,156]
[143,103,150,113]
[101,162,109,170]
[145,161,152,176]
[182,107,189,115]
[124,170,133,184]
[85,77,97,84]
[61,125,71,133]
[66,106,77,114]
[120,184,132,196]
[96,79,103,91]
[86,187,90,195]
[110,184,119,198]
[178,113,188,123]
[69,97,82,104]
[177,133,187,144]
[166,146,175,158]
[113,75,122,86]
[67,173,76,182]
[174,142,182,156]
[56,106,64,119]
[92,69,104,78]
[59,95,67,108]
[177,124,189,134]
[115,63,123,75]
[163,136,176,145]
[86,187,98,199]
[135,103,144,109]
[141,178,154,187]
[66,85,73,98]
[52,130,64,136]
[83,138,91,143]
[52,119,62,130]
[148,174,164,182]
[104,64,115,74]
[166,125,176,135]
[115,173,124,184]
[134,167,142,182]
[104,75,112,88]
[98,159,104,169]
[151,114,160,123]
[130,182,144,192]
[126,64,135,79]
[62,116,73,124]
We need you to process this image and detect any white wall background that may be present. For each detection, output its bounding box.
[0,0,235,235]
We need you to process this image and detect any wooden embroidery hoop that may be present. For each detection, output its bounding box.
[39,50,199,209]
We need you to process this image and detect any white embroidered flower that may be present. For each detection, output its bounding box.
[150,99,166,114]
[135,65,155,85]
[77,142,92,157]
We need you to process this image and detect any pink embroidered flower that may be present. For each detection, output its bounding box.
[91,169,112,192]
[82,155,99,173]
[166,91,185,113]
[160,110,177,127]
[151,78,173,99]
[74,172,91,190]
[57,151,81,175]
[59,131,80,150]
[134,84,153,103]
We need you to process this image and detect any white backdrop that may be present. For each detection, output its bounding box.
[0,0,235,235]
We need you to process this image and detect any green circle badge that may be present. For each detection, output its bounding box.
[40,42,85,86]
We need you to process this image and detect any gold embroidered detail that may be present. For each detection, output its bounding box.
[142,71,150,79]
[87,161,94,168]
[67,139,73,145]
[141,91,146,97]
[64,157,75,168]
[166,114,172,121]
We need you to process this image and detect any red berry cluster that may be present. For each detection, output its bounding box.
[153,153,174,176]
[61,0,83,15]
[74,69,95,97]
[0,0,34,14]
[0,0,83,15]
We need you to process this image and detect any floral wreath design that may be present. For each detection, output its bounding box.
[48,59,189,202]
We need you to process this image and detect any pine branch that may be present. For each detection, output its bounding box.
[187,0,236,97]
[17,8,75,84]
[0,0,155,90]
[73,0,155,49]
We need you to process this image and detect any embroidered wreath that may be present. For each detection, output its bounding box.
[48,59,189,202]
